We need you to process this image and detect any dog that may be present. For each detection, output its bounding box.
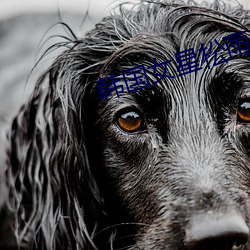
[1,0,250,249]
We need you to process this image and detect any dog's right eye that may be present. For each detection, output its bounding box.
[237,98,250,123]
[115,109,145,133]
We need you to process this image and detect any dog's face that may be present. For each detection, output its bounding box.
[86,2,250,250]
[4,1,250,250]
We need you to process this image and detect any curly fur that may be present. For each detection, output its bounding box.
[2,0,250,249]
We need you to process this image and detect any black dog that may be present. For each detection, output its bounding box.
[1,0,250,249]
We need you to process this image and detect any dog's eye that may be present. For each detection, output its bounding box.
[116,110,144,133]
[237,99,250,123]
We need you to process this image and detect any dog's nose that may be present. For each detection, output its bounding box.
[185,213,249,250]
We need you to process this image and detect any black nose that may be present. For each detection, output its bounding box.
[185,213,249,250]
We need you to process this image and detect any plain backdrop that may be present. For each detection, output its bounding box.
[0,0,250,19]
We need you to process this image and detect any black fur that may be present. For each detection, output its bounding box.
[2,0,250,249]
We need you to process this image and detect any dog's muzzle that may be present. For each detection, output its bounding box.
[185,213,249,250]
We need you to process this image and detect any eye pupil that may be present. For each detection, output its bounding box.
[116,110,144,133]
[237,99,250,123]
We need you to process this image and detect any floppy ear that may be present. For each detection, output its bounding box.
[0,10,136,248]
[3,46,106,249]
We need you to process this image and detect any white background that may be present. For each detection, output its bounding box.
[0,0,250,20]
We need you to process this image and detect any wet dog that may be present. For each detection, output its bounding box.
[1,0,250,249]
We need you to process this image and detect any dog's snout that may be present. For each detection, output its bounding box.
[185,213,249,250]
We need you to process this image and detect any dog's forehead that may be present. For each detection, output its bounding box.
[107,58,250,105]
[100,24,250,106]
[96,1,250,125]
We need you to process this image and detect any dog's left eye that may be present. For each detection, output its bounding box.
[237,99,250,123]
[116,110,145,133]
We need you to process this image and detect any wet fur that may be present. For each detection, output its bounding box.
[1,0,250,249]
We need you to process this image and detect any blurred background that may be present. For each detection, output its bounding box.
[0,0,250,174]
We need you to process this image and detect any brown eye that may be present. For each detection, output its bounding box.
[116,110,145,133]
[237,99,250,123]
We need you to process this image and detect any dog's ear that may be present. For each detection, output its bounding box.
[1,11,131,248]
[3,48,105,249]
